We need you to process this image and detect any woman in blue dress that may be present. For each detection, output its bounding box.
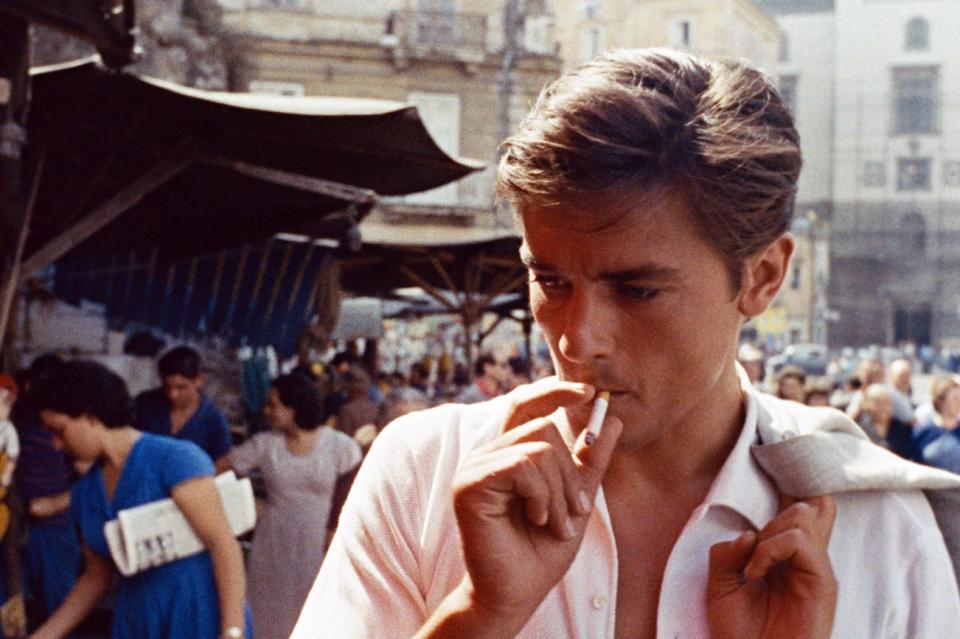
[27,360,250,639]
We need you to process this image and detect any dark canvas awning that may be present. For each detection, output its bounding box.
[46,226,526,358]
[51,240,336,356]
[0,0,137,68]
[19,59,484,273]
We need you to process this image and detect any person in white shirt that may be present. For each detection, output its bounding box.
[0,376,20,488]
[293,48,960,639]
[886,358,915,424]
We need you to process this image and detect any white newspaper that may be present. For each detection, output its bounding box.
[103,471,256,576]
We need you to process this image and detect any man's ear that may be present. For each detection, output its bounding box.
[737,233,794,319]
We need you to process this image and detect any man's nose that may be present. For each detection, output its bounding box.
[556,290,614,363]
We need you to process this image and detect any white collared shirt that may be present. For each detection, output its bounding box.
[293,383,960,638]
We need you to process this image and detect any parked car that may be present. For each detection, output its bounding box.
[767,343,829,376]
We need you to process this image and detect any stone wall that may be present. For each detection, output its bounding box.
[31,0,229,89]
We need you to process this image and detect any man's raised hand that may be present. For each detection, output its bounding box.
[707,495,838,639]
[417,378,622,639]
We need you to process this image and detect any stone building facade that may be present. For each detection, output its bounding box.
[196,0,562,232]
[552,0,780,72]
[761,0,960,349]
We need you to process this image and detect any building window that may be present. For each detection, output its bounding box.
[863,161,886,187]
[905,17,929,51]
[668,18,693,50]
[897,158,932,191]
[583,0,603,20]
[944,161,960,187]
[778,32,789,62]
[580,25,605,63]
[779,75,797,114]
[416,0,458,47]
[901,212,926,253]
[790,262,802,290]
[891,66,938,135]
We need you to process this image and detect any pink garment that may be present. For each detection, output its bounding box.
[292,385,958,638]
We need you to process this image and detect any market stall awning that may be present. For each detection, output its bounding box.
[46,225,526,358]
[18,59,485,274]
[337,223,528,360]
[0,0,137,68]
[341,223,523,302]
[51,240,337,357]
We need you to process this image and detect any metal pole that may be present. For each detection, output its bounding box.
[0,14,30,365]
[0,14,30,256]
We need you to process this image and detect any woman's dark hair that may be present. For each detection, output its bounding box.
[30,360,134,428]
[272,373,325,430]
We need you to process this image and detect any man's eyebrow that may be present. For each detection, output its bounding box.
[597,265,682,282]
[520,250,681,281]
[519,252,553,270]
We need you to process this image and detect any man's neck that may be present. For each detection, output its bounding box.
[605,370,746,496]
[170,393,201,415]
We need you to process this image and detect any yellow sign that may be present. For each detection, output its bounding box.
[754,306,788,337]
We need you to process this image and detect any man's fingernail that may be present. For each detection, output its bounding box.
[565,518,578,539]
[579,490,592,513]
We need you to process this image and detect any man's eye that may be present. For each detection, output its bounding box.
[530,274,567,292]
[617,285,661,300]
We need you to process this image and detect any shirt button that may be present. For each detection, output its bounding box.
[591,593,608,610]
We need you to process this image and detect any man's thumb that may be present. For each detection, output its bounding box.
[573,414,622,496]
[707,531,757,597]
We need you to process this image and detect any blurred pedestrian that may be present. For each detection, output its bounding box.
[914,375,960,472]
[886,359,915,424]
[854,384,912,449]
[30,360,250,639]
[0,375,20,490]
[844,358,885,419]
[336,367,379,450]
[220,373,361,639]
[376,387,429,429]
[456,353,508,404]
[506,357,532,391]
[736,343,766,390]
[134,346,232,461]
[10,355,79,633]
[803,378,832,407]
[772,365,806,403]
[0,373,25,639]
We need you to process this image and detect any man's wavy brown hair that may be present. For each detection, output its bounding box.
[497,48,801,291]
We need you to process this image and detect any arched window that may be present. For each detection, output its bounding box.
[906,17,929,50]
[901,211,926,253]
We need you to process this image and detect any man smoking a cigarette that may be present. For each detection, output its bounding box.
[292,49,960,639]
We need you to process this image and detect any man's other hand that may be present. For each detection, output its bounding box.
[706,495,838,639]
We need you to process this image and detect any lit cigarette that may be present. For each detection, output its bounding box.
[584,391,610,447]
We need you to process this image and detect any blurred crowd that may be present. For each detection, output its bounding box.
[737,342,960,475]
[0,341,548,638]
[2,337,960,637]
